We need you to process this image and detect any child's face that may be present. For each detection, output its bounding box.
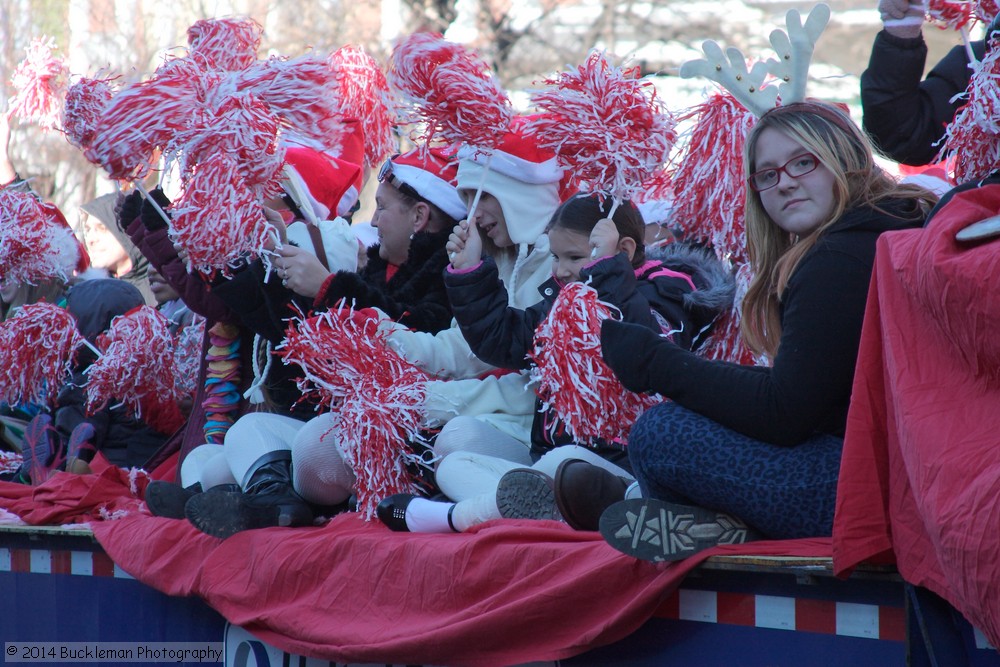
[147,266,179,305]
[472,193,512,248]
[547,226,592,284]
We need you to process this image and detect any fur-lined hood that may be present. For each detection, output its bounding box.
[647,242,736,321]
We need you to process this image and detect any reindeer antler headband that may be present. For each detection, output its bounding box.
[679,3,831,116]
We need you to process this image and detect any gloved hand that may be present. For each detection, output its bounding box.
[600,318,665,394]
[115,190,143,233]
[879,0,924,38]
[140,187,172,231]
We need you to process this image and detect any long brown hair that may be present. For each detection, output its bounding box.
[740,102,936,358]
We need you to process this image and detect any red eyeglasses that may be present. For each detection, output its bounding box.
[747,153,820,192]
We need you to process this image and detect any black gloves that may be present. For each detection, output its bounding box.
[601,318,666,394]
[115,190,143,233]
[140,187,172,231]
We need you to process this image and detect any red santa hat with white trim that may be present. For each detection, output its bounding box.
[383,147,466,222]
[44,202,91,275]
[282,146,363,221]
[455,115,568,246]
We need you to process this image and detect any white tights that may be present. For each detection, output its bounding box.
[436,445,634,532]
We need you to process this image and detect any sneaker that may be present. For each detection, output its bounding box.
[599,498,759,562]
[495,468,562,522]
[21,414,54,485]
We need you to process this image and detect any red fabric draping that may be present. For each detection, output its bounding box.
[91,512,831,667]
[0,461,834,665]
[0,430,842,663]
[0,464,147,525]
[833,184,1000,647]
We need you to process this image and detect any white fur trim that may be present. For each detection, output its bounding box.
[457,145,563,185]
[283,166,329,223]
[338,184,360,218]
[391,163,467,220]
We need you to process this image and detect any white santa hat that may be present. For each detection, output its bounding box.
[455,116,566,246]
[381,147,466,222]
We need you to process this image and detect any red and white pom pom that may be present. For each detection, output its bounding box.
[697,262,762,365]
[62,75,117,151]
[926,0,974,30]
[85,306,180,417]
[525,50,676,205]
[235,53,346,156]
[529,282,661,446]
[330,45,396,167]
[0,302,84,406]
[976,0,1000,22]
[670,91,756,264]
[388,32,512,149]
[86,61,210,180]
[278,305,430,519]
[179,93,285,200]
[186,17,263,71]
[8,36,68,131]
[0,190,81,285]
[939,44,1000,183]
[170,152,275,276]
[173,317,206,397]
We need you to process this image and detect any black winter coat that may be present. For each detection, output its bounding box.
[314,229,453,334]
[602,199,927,446]
[210,230,453,418]
[861,30,984,166]
[445,245,733,455]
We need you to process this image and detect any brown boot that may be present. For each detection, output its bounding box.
[553,459,630,531]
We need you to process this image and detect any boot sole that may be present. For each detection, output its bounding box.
[495,469,563,522]
[145,482,197,520]
[599,499,757,562]
[185,492,313,539]
[145,483,239,520]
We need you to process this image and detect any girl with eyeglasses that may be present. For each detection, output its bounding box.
[596,101,937,561]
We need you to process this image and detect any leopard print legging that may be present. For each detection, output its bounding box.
[628,401,843,539]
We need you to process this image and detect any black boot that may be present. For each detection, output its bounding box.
[145,482,241,519]
[184,452,314,539]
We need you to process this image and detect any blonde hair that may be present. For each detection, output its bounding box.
[740,102,936,358]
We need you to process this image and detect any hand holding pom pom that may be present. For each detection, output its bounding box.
[589,218,620,260]
[447,219,481,269]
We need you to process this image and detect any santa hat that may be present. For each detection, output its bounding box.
[456,116,567,246]
[383,147,466,221]
[456,115,563,186]
[283,147,363,221]
[43,202,91,274]
[339,117,367,170]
